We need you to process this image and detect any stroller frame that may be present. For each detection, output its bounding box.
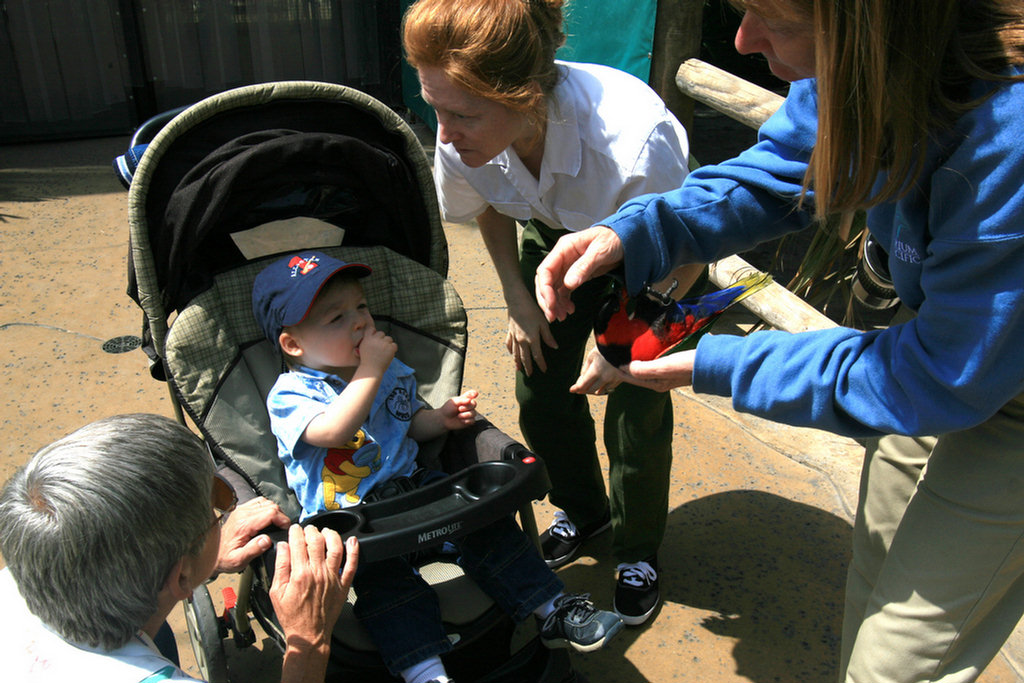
[121,81,580,682]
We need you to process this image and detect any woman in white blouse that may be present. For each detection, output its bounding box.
[403,0,703,626]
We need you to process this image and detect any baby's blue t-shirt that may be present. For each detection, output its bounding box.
[267,359,423,519]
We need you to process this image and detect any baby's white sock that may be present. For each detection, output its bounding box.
[401,655,447,683]
[533,591,565,619]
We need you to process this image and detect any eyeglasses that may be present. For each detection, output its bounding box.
[210,473,238,527]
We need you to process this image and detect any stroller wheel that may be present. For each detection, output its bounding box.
[183,584,229,683]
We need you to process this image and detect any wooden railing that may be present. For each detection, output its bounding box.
[675,58,837,332]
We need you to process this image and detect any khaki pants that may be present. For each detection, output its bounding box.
[841,393,1024,682]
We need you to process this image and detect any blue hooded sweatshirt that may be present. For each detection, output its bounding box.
[605,73,1024,438]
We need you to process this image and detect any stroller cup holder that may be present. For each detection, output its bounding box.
[305,457,550,562]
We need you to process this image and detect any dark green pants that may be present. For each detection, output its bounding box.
[516,220,674,562]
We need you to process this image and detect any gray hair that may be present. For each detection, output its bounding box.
[0,414,214,650]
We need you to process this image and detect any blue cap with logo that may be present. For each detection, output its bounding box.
[252,251,371,343]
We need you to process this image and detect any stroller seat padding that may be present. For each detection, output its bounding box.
[164,245,467,517]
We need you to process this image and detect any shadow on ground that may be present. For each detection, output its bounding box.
[0,137,127,203]
[562,491,851,683]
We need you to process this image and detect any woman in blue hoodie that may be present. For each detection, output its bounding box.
[536,0,1024,680]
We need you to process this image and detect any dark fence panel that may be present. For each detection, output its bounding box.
[1,0,399,143]
[1,0,134,142]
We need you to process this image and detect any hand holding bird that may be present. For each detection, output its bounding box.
[594,272,772,366]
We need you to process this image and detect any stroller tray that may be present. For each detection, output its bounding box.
[305,458,549,562]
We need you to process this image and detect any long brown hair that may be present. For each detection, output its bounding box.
[402,0,566,125]
[735,0,1024,219]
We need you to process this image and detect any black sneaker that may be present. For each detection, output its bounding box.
[539,509,612,568]
[539,593,624,653]
[614,556,660,626]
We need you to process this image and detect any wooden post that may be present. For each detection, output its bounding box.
[649,0,705,131]
[675,58,784,129]
[710,256,837,332]
[670,57,835,333]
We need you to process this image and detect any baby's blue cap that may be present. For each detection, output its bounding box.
[252,251,371,343]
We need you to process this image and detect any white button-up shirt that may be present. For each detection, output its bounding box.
[0,569,201,682]
[434,61,690,232]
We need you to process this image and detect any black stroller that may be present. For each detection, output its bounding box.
[118,81,582,683]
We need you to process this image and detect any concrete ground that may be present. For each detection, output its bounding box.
[1,135,1021,683]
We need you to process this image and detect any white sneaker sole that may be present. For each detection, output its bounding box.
[614,591,660,626]
[540,619,624,652]
[542,517,613,568]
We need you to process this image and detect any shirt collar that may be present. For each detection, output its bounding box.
[135,630,160,655]
[540,84,582,187]
[481,66,581,193]
[292,360,413,386]
[294,364,333,380]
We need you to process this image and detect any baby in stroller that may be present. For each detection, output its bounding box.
[252,251,624,683]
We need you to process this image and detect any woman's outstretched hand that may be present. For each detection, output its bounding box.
[620,350,697,393]
[570,348,624,395]
[571,349,698,395]
[535,226,624,322]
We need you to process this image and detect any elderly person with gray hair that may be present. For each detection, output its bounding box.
[0,413,358,683]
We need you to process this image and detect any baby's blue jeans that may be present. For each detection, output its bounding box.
[352,473,563,674]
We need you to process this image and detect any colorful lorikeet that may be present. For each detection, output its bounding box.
[594,272,773,366]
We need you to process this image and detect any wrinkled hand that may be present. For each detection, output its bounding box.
[440,389,479,430]
[358,327,397,374]
[618,350,697,393]
[506,298,558,375]
[271,526,358,656]
[570,348,625,395]
[535,227,624,322]
[217,497,290,574]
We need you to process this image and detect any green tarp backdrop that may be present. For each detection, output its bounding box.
[401,0,659,130]
[558,0,657,81]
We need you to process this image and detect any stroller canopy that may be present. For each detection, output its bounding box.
[127,81,447,366]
